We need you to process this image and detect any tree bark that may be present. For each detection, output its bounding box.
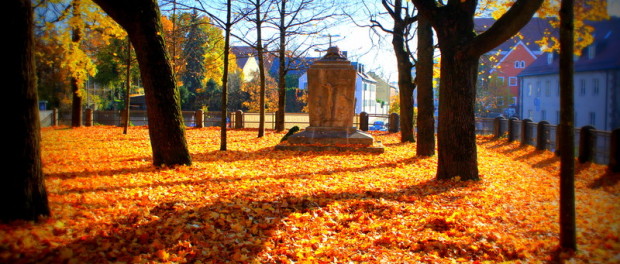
[1,0,51,222]
[436,54,480,180]
[93,0,191,166]
[416,15,435,156]
[559,0,577,251]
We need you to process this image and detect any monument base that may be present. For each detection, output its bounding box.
[275,127,384,153]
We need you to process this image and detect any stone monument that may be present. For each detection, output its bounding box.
[276,46,383,153]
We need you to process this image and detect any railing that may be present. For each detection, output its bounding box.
[489,116,617,167]
[46,109,619,171]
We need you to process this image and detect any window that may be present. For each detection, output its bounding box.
[547,53,554,64]
[589,112,596,126]
[514,60,526,68]
[498,76,505,84]
[588,45,596,59]
[556,81,560,96]
[527,83,533,96]
[593,79,599,95]
[541,110,547,121]
[580,79,586,96]
[545,80,551,97]
[509,77,518,86]
[528,110,534,120]
[536,81,541,96]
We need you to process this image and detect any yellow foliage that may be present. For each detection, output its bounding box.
[485,0,609,56]
[240,71,279,112]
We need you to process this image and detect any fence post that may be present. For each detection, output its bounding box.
[537,121,550,150]
[52,108,59,126]
[85,108,93,127]
[555,125,562,156]
[389,113,400,133]
[521,119,532,146]
[494,116,506,138]
[120,109,128,127]
[610,128,620,172]
[360,112,369,131]
[508,117,519,142]
[195,109,204,128]
[578,125,596,163]
[235,110,244,129]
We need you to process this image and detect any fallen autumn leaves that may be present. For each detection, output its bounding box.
[1,126,618,263]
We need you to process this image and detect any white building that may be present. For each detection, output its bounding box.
[518,18,620,131]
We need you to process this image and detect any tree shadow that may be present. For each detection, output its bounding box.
[34,178,479,263]
[588,169,620,189]
[50,154,423,196]
[45,164,155,181]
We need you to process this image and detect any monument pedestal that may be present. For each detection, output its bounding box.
[275,127,384,153]
[275,46,384,153]
[288,127,373,145]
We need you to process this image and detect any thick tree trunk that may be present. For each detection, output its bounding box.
[436,54,479,180]
[416,15,435,156]
[93,0,191,166]
[1,0,50,222]
[559,0,576,251]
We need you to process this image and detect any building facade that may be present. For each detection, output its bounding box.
[519,18,620,131]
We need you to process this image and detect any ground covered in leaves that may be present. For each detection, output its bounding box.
[2,126,619,263]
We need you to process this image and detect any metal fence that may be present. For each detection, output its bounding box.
[489,117,613,165]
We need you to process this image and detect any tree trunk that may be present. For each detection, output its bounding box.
[256,1,266,138]
[220,0,232,151]
[93,0,191,166]
[416,15,435,156]
[70,0,83,128]
[436,53,479,180]
[275,0,287,132]
[1,0,50,222]
[390,1,415,143]
[123,38,131,135]
[71,77,82,127]
[559,0,576,251]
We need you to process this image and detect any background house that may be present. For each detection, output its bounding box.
[230,46,275,82]
[518,17,620,131]
[475,17,552,117]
